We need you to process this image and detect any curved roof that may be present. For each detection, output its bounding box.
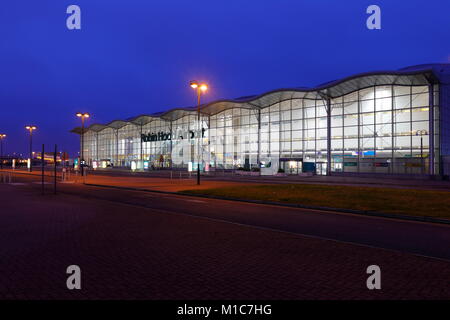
[71,63,449,134]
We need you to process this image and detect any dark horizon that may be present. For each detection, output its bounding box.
[1,0,449,157]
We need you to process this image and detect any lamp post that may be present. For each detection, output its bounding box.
[415,129,428,174]
[25,126,37,172]
[76,112,90,176]
[0,134,6,169]
[189,80,208,185]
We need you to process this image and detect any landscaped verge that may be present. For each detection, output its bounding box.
[182,184,450,219]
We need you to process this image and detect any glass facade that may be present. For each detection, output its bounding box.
[77,77,445,176]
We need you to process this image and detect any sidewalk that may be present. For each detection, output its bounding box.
[79,167,450,191]
[1,184,450,299]
[0,168,257,192]
[3,167,450,192]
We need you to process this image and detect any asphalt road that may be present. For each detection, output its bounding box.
[8,173,450,262]
[10,166,450,190]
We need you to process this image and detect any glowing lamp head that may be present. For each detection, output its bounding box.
[76,112,90,118]
[190,81,199,89]
[200,84,208,92]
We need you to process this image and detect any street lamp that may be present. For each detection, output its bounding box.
[76,112,90,176]
[25,126,37,172]
[189,80,208,185]
[0,134,6,169]
[415,129,428,174]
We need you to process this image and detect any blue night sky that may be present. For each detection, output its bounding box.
[0,0,449,157]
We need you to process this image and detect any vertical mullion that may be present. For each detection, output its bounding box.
[373,86,377,173]
[391,85,395,174]
[357,90,361,174]
[429,84,435,175]
[410,86,413,174]
[302,99,305,161]
[290,99,293,158]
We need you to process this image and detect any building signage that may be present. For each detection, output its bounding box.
[141,131,171,142]
[141,128,206,142]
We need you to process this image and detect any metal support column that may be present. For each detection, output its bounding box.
[169,120,173,169]
[96,132,99,163]
[207,116,211,170]
[357,91,361,173]
[326,98,331,175]
[140,123,143,169]
[256,109,261,167]
[391,86,395,174]
[429,84,435,175]
[115,129,119,167]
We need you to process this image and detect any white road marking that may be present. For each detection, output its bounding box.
[183,199,207,203]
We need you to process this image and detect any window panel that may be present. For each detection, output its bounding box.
[412,108,429,121]
[344,114,358,126]
[331,116,343,127]
[376,97,391,111]
[394,95,410,109]
[292,109,302,119]
[361,99,374,113]
[376,86,391,99]
[376,111,392,123]
[343,101,358,114]
[344,126,358,138]
[412,93,428,108]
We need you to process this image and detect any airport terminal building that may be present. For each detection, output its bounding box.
[71,64,450,177]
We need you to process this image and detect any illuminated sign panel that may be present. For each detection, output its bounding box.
[141,128,206,142]
[141,132,171,142]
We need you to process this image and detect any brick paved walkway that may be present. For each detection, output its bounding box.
[0,184,449,299]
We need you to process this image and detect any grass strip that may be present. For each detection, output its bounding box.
[183,184,450,219]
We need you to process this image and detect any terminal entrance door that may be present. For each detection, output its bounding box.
[316,162,327,175]
[280,158,303,175]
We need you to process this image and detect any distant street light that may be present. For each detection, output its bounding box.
[415,129,428,174]
[76,112,90,176]
[189,80,208,185]
[25,126,37,172]
[0,134,6,169]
